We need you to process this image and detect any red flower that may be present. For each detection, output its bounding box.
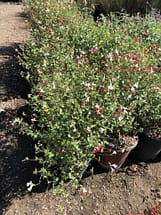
[93,104,99,111]
[92,144,101,154]
[131,89,136,95]
[132,55,138,61]
[99,69,105,73]
[30,12,34,19]
[116,108,123,114]
[59,22,64,27]
[113,50,118,57]
[134,37,140,42]
[144,67,152,71]
[144,50,147,55]
[152,49,157,53]
[16,55,21,61]
[102,56,108,62]
[38,88,44,95]
[60,147,65,153]
[82,187,88,195]
[141,31,148,36]
[127,83,131,88]
[99,106,106,111]
[80,102,84,108]
[99,87,106,94]
[42,80,47,86]
[94,105,106,112]
[95,111,101,116]
[89,47,97,54]
[131,64,138,70]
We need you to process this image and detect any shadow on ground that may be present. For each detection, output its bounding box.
[0,0,21,2]
[0,44,34,215]
[0,127,35,215]
[0,44,30,100]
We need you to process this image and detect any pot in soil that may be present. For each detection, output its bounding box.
[97,134,138,171]
[132,128,161,162]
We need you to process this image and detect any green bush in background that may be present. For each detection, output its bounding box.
[76,0,161,17]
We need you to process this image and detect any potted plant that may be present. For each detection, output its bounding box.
[18,0,161,192]
[96,134,138,171]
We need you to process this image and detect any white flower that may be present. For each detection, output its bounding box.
[108,53,113,61]
[124,110,128,114]
[26,181,33,192]
[131,86,135,91]
[81,81,85,85]
[128,94,132,99]
[72,128,77,132]
[134,82,139,88]
[107,84,113,90]
[52,81,56,89]
[112,150,117,155]
[85,127,91,134]
[112,78,116,81]
[121,148,125,153]
[84,92,88,97]
[111,164,118,168]
[100,114,105,119]
[111,164,118,173]
[0,107,4,113]
[43,59,47,67]
[84,93,90,102]
[64,87,69,93]
[82,187,88,195]
[118,115,124,121]
[114,49,119,55]
[81,51,85,55]
[91,83,96,87]
[99,127,104,134]
[84,82,90,88]
[85,97,90,102]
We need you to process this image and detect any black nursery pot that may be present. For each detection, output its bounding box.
[132,133,161,162]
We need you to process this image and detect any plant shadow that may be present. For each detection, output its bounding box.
[0,43,35,214]
[0,44,30,100]
[0,130,35,215]
[0,0,22,2]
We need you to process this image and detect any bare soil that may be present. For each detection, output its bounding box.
[0,2,161,215]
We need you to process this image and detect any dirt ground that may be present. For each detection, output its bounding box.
[0,1,161,215]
